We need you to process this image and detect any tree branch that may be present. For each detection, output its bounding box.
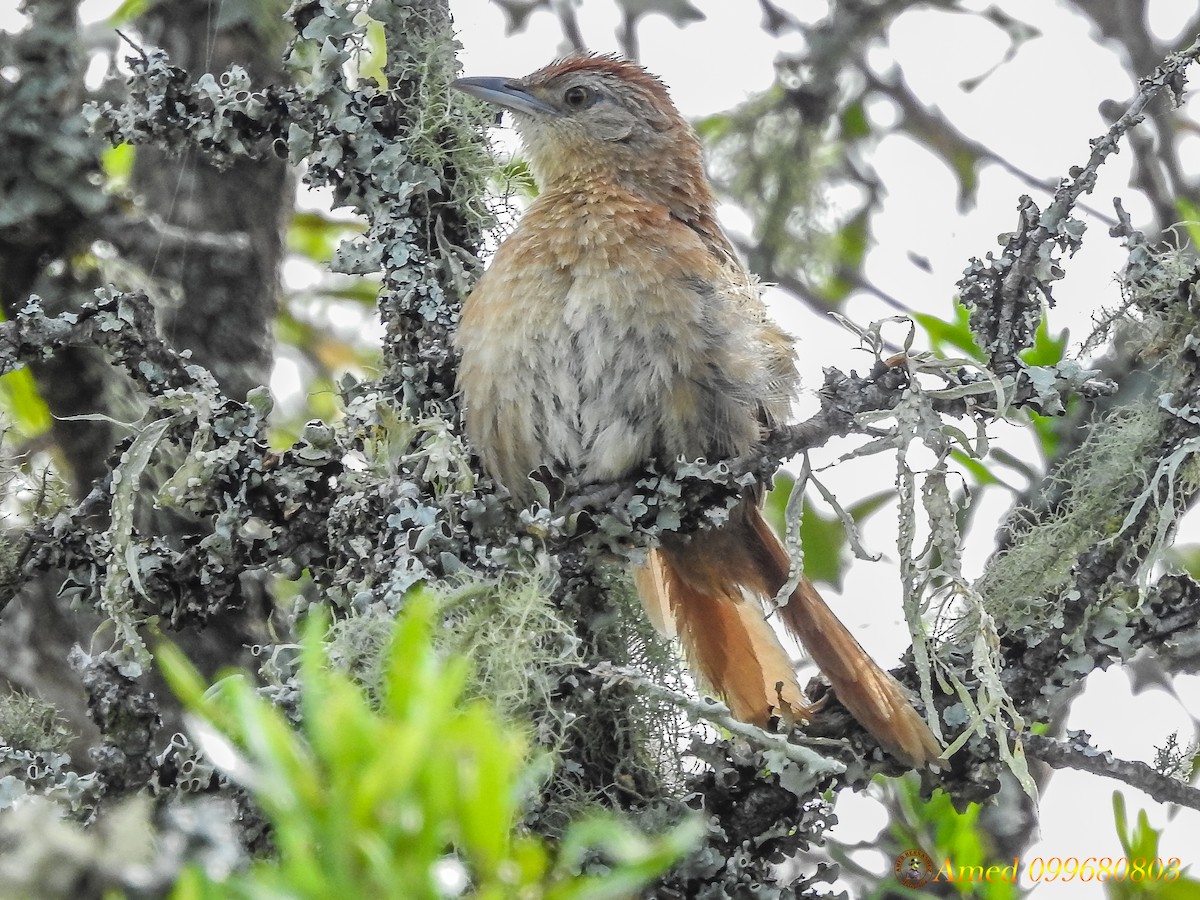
[1020,730,1200,812]
[593,662,846,776]
[0,291,214,396]
[959,33,1200,375]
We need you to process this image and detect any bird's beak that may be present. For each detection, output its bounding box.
[452,76,557,117]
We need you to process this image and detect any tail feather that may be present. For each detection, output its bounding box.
[632,551,676,638]
[780,578,942,767]
[635,502,942,768]
[635,550,812,726]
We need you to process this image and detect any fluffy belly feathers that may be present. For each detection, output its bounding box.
[455,186,771,498]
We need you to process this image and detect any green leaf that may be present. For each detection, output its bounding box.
[166,590,694,897]
[101,144,136,192]
[951,449,999,487]
[358,18,388,90]
[108,0,156,25]
[0,307,52,439]
[155,642,212,713]
[888,783,1019,900]
[1176,197,1200,250]
[1112,791,1129,850]
[694,112,734,141]
[1027,410,1064,460]
[1020,315,1068,367]
[0,368,52,439]
[762,472,794,536]
[839,100,870,140]
[914,299,985,361]
[1111,791,1168,899]
[288,211,366,263]
[1166,543,1200,580]
[1158,875,1200,900]
[496,158,539,198]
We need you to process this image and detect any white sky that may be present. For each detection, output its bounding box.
[3,0,1199,893]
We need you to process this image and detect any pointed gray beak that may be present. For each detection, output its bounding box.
[452,76,558,117]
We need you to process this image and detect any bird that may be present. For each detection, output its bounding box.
[452,53,941,767]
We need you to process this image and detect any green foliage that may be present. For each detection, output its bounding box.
[288,211,367,263]
[950,449,1000,487]
[1165,543,1200,581]
[885,780,1019,900]
[1108,793,1200,900]
[0,367,51,441]
[496,159,539,200]
[108,0,155,26]
[1020,316,1070,461]
[100,143,136,194]
[1175,197,1200,251]
[112,0,291,45]
[914,300,984,362]
[324,575,585,737]
[916,301,1070,465]
[838,100,870,141]
[160,592,699,899]
[1020,317,1068,368]
[358,17,389,90]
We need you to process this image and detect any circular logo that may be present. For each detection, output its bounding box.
[894,848,935,889]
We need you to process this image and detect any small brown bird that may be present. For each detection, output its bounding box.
[453,53,941,766]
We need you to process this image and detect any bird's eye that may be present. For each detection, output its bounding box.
[563,85,593,108]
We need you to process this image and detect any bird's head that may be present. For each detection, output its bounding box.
[453,54,713,217]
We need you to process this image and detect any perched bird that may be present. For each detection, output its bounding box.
[452,53,941,767]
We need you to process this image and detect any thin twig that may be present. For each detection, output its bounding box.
[592,662,847,775]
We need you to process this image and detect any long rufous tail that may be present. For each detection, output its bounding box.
[635,502,941,767]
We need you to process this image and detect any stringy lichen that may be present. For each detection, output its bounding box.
[974,402,1159,628]
[974,248,1200,632]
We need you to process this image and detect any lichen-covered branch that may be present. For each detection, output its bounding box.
[1021,730,1200,812]
[0,291,214,397]
[89,0,494,412]
[958,33,1200,374]
[0,0,126,494]
[119,0,292,403]
[923,238,1200,803]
